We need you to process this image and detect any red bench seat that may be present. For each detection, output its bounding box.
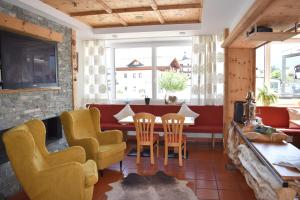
[88,104,224,146]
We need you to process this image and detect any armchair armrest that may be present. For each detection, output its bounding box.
[97,130,123,145]
[37,162,86,200]
[46,146,86,167]
[73,137,99,160]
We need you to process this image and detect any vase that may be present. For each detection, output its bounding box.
[164,94,177,104]
[145,97,150,105]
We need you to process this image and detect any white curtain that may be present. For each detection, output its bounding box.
[83,40,108,105]
[191,35,224,105]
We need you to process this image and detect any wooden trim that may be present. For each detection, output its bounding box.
[71,30,77,109]
[112,13,128,26]
[0,87,61,94]
[150,0,165,24]
[94,0,127,26]
[0,12,63,43]
[95,0,112,13]
[223,28,229,152]
[222,0,274,48]
[93,20,200,28]
[69,4,202,17]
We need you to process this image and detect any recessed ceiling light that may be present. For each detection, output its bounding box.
[135,15,144,20]
[179,32,186,35]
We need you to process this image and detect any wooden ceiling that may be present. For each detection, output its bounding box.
[42,0,203,28]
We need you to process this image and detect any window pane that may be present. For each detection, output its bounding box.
[115,47,152,99]
[156,46,192,100]
[270,42,300,98]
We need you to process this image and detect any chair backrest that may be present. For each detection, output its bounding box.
[60,108,100,143]
[133,113,155,145]
[161,113,185,144]
[2,120,49,194]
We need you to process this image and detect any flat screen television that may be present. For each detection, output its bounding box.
[0,30,58,89]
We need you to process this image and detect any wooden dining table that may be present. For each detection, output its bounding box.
[119,115,194,158]
[118,116,195,126]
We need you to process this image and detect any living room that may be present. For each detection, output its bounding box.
[0,0,300,200]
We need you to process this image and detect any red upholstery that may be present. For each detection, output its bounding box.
[88,104,223,134]
[256,106,300,135]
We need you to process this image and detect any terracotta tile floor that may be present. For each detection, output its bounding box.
[9,141,256,200]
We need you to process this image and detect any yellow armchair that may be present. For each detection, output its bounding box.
[60,108,126,172]
[2,119,98,200]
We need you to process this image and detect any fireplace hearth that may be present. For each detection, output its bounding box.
[0,116,63,164]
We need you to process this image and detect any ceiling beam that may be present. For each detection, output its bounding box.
[95,0,127,26]
[92,20,200,28]
[149,0,165,24]
[69,4,202,17]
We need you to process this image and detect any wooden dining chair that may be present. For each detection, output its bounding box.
[133,113,159,165]
[161,113,186,167]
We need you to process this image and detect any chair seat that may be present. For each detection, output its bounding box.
[83,160,98,187]
[97,142,126,158]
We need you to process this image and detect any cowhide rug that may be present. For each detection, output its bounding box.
[105,171,198,200]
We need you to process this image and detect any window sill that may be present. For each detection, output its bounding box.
[0,87,61,94]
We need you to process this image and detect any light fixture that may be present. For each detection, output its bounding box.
[135,15,144,20]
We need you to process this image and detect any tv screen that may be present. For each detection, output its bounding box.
[0,30,58,89]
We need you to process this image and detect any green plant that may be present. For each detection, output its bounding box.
[257,85,278,106]
[159,71,188,92]
[271,70,281,79]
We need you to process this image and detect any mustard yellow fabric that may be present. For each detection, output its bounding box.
[2,119,98,200]
[60,108,126,170]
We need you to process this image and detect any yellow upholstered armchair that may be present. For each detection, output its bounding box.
[60,108,126,173]
[2,119,98,200]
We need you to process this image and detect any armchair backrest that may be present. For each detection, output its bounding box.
[2,120,49,192]
[60,108,100,143]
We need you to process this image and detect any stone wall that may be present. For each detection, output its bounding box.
[0,1,72,197]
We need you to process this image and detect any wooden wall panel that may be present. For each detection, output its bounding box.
[223,48,256,150]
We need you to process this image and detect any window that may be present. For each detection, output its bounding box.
[256,41,300,105]
[109,41,193,101]
[114,47,152,99]
[156,46,192,99]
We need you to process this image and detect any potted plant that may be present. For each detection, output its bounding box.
[257,85,278,106]
[158,71,188,104]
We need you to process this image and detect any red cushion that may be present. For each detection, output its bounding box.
[256,106,290,128]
